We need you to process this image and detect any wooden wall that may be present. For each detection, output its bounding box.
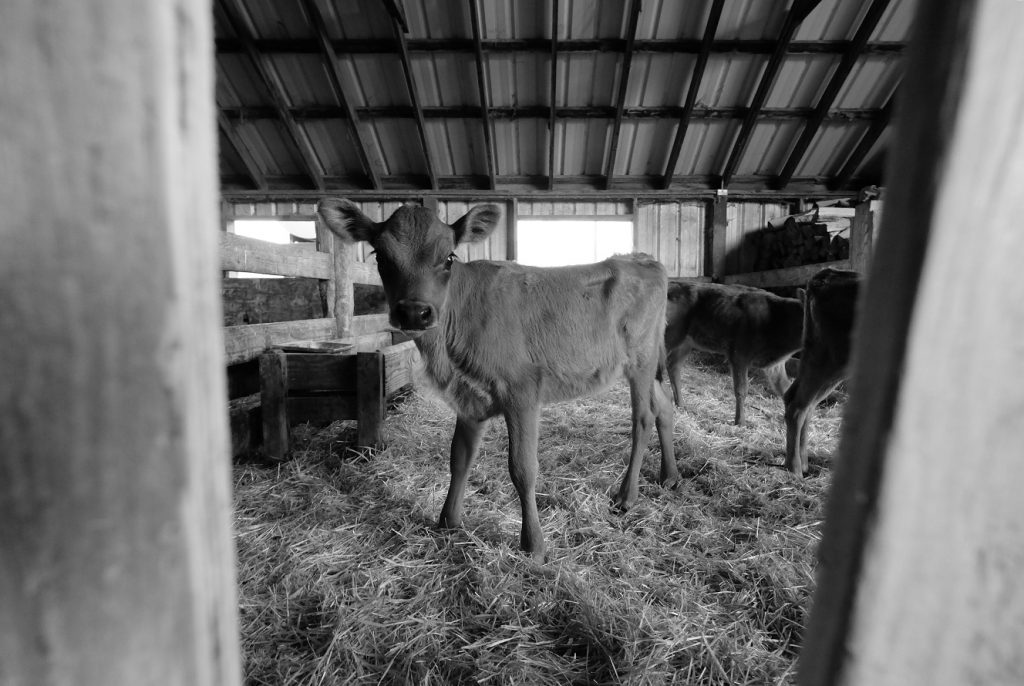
[635,201,705,277]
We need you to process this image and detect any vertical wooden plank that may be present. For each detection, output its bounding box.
[657,203,680,276]
[679,203,703,277]
[259,350,290,461]
[705,194,729,279]
[799,1,1024,684]
[356,351,386,449]
[635,202,657,257]
[849,200,874,273]
[0,1,240,684]
[315,216,337,320]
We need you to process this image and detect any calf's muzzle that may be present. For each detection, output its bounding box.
[392,300,438,330]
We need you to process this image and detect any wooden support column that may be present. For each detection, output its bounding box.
[259,350,290,460]
[357,351,386,449]
[0,2,240,684]
[849,199,874,273]
[317,217,355,338]
[704,192,729,279]
[800,1,1024,683]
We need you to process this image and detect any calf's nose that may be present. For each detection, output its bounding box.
[393,300,437,330]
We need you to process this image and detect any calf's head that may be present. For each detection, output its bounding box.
[318,198,501,331]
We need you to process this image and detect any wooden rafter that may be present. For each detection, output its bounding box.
[301,0,381,190]
[663,0,725,190]
[548,0,559,191]
[718,0,822,188]
[219,0,325,190]
[831,96,894,190]
[775,0,892,190]
[468,0,497,190]
[218,111,267,190]
[604,0,643,190]
[381,0,409,33]
[387,6,438,191]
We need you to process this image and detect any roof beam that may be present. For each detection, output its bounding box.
[386,5,438,191]
[218,0,325,191]
[718,0,823,189]
[302,0,381,190]
[216,37,906,56]
[831,96,894,190]
[663,0,725,190]
[548,0,559,191]
[468,0,497,190]
[217,112,267,190]
[775,0,892,190]
[604,0,643,190]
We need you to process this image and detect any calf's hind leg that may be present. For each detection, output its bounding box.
[614,369,676,510]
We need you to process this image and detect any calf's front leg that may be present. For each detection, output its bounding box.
[438,416,486,529]
[504,404,545,561]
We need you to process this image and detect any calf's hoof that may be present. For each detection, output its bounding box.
[659,473,681,491]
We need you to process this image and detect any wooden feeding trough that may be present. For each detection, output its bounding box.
[259,338,417,458]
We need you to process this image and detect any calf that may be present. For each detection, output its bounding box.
[318,199,679,560]
[665,280,804,425]
[783,268,861,476]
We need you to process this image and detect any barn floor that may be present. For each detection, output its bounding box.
[232,356,843,685]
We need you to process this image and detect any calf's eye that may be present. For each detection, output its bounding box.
[444,253,457,271]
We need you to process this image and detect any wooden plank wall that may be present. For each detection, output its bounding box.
[1,1,241,683]
[635,201,705,277]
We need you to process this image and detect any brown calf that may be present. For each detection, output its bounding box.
[783,267,861,476]
[318,198,679,560]
[665,280,804,425]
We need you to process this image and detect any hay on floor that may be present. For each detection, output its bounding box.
[233,355,844,685]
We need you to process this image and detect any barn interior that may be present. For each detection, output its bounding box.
[7,1,1024,685]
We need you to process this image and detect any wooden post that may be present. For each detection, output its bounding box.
[259,350,290,460]
[800,1,1024,684]
[0,2,241,684]
[704,192,729,279]
[325,223,355,338]
[849,199,874,273]
[356,351,386,449]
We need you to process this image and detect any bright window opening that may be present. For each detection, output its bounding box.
[516,218,634,267]
[230,219,316,278]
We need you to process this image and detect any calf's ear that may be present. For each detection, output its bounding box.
[451,204,501,245]
[318,198,379,243]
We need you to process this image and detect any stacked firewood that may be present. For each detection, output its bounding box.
[750,216,849,271]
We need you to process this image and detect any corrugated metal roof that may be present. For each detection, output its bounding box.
[215,0,918,198]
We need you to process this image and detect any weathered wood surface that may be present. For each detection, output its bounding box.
[800,1,1024,684]
[357,351,386,449]
[259,350,289,461]
[220,231,332,279]
[222,277,325,326]
[383,340,419,397]
[0,1,241,683]
[224,318,336,365]
[722,259,852,289]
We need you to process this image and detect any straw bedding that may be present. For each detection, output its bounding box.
[233,354,842,685]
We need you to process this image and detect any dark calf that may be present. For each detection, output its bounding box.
[784,268,861,476]
[318,198,679,560]
[665,280,804,425]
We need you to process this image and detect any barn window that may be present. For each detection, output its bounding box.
[516,218,633,267]
[230,219,316,278]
